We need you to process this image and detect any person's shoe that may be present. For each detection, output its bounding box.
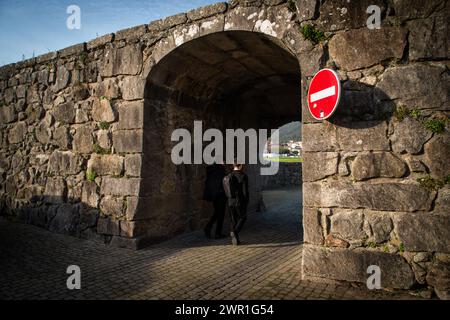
[230,232,240,245]
[214,234,226,239]
[204,227,211,239]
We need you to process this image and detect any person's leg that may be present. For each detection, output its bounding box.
[228,205,240,245]
[234,205,247,235]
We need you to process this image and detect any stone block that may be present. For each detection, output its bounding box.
[120,220,146,238]
[302,245,415,289]
[0,105,17,124]
[303,207,323,245]
[317,0,386,30]
[330,209,366,240]
[302,152,339,181]
[54,65,71,92]
[48,150,84,175]
[96,130,111,149]
[329,27,406,71]
[391,118,432,155]
[100,44,143,77]
[72,125,94,153]
[423,134,450,179]
[376,64,449,110]
[94,78,120,99]
[117,101,144,129]
[199,16,225,37]
[304,181,434,212]
[58,43,86,58]
[87,33,114,50]
[120,76,145,101]
[53,102,76,124]
[365,212,393,243]
[224,6,262,31]
[112,130,143,153]
[351,152,407,181]
[100,196,124,217]
[48,203,79,235]
[187,3,227,21]
[335,121,390,151]
[97,217,120,235]
[8,121,27,144]
[87,154,123,176]
[148,13,187,31]
[297,0,319,22]
[434,188,450,214]
[408,17,449,61]
[101,177,140,196]
[394,213,450,253]
[114,25,147,41]
[392,0,447,21]
[302,122,338,152]
[81,181,99,208]
[92,98,115,123]
[44,177,67,203]
[53,126,71,150]
[125,154,141,177]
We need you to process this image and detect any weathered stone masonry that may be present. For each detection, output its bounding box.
[0,0,449,297]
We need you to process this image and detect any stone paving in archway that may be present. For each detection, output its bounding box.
[0,188,425,300]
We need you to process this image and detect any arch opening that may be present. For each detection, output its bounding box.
[140,30,301,243]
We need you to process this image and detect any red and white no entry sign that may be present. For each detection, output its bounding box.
[307,68,342,120]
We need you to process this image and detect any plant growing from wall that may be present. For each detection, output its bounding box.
[93,142,110,155]
[86,169,97,182]
[444,175,450,185]
[417,175,444,191]
[422,118,447,134]
[300,24,326,44]
[98,122,110,130]
[393,106,421,122]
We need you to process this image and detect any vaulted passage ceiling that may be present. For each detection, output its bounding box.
[146,31,301,127]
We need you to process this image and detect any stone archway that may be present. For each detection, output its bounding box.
[1,0,448,295]
[137,30,301,243]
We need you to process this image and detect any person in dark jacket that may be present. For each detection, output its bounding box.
[223,161,249,245]
[203,163,227,239]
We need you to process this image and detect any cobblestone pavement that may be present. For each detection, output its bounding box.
[0,188,424,300]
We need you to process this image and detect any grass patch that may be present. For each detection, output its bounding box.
[393,106,421,122]
[86,169,97,182]
[367,241,377,248]
[93,143,110,154]
[422,118,447,134]
[98,122,110,130]
[417,175,444,191]
[79,52,88,64]
[264,157,303,163]
[300,24,326,44]
[398,243,405,253]
[444,174,450,185]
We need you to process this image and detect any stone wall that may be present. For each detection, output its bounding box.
[0,0,449,297]
[262,162,302,189]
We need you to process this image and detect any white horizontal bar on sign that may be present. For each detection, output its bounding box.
[310,85,336,103]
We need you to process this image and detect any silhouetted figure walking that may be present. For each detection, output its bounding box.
[203,163,227,239]
[223,162,249,245]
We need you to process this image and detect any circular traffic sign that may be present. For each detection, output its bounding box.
[307,68,342,120]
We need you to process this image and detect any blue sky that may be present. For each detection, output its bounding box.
[0,0,218,66]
